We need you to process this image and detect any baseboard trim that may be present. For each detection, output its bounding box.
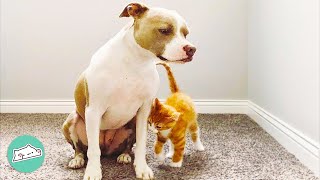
[0,99,248,114]
[0,100,75,113]
[247,101,319,176]
[191,100,248,114]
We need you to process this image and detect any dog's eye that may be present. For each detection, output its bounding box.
[158,28,171,35]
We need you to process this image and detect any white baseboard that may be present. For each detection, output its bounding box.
[192,100,248,114]
[248,101,319,176]
[0,100,75,113]
[0,99,248,114]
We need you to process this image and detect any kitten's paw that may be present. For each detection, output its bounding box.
[195,141,205,151]
[166,151,174,158]
[155,152,165,163]
[169,160,182,168]
[68,155,85,169]
[117,153,131,164]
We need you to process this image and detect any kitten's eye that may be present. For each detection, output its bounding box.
[158,28,171,35]
[156,125,162,129]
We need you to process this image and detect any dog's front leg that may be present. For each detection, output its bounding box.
[84,107,103,180]
[134,100,154,179]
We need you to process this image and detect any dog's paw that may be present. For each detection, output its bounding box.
[68,155,85,169]
[169,160,182,168]
[83,163,102,180]
[155,152,165,163]
[134,163,154,179]
[117,153,131,164]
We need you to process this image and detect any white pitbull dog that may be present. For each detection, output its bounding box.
[66,3,196,180]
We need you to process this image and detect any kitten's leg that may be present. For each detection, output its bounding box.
[189,121,205,151]
[169,136,186,168]
[154,135,167,163]
[166,140,174,158]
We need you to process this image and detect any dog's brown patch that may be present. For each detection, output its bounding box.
[134,14,177,56]
[74,73,89,119]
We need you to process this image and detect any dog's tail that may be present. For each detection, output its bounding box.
[156,61,179,93]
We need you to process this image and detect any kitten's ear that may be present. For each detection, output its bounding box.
[172,112,180,121]
[154,98,161,106]
[153,98,160,110]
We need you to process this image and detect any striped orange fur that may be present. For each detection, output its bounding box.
[148,62,204,167]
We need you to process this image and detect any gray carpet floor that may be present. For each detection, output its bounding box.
[0,113,317,180]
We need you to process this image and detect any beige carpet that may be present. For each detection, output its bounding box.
[0,113,317,180]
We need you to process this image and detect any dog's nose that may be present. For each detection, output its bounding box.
[183,45,196,57]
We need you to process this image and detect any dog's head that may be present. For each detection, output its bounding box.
[120,3,196,63]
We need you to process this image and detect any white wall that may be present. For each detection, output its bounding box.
[248,0,319,144]
[0,0,248,101]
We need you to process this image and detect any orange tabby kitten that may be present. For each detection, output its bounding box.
[148,62,204,167]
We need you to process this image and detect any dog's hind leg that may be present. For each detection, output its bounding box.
[62,111,86,169]
[116,117,136,164]
[116,138,134,164]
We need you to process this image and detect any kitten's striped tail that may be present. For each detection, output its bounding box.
[156,61,180,93]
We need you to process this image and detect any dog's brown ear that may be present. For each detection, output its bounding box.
[119,3,149,18]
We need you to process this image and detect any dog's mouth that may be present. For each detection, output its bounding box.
[157,56,193,63]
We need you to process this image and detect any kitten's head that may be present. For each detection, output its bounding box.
[148,98,180,133]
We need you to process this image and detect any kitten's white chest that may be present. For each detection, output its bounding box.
[160,129,171,138]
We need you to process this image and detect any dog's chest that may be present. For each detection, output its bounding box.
[112,67,158,101]
[100,67,159,129]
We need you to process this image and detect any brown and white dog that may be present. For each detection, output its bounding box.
[62,3,196,180]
